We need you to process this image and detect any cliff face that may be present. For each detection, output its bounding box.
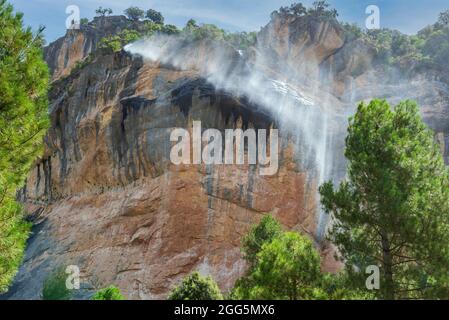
[4,15,449,299]
[9,53,324,300]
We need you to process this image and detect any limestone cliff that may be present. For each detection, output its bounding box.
[4,14,449,300]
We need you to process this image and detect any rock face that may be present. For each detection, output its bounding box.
[44,16,144,80]
[4,14,449,300]
[7,51,325,299]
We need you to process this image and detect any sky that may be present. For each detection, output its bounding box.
[8,0,449,43]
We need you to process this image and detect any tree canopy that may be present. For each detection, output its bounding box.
[0,0,49,293]
[274,1,338,20]
[438,10,449,26]
[241,215,282,269]
[320,99,449,299]
[248,232,325,300]
[168,272,223,300]
[146,9,164,24]
[124,6,144,21]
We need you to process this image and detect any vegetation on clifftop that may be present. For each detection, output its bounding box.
[341,10,449,75]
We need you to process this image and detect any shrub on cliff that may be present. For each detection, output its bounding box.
[320,99,449,299]
[42,268,72,300]
[0,0,49,293]
[92,286,124,300]
[187,23,226,41]
[224,31,257,50]
[162,24,181,35]
[168,272,223,300]
[98,29,140,54]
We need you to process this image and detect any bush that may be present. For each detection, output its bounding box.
[162,24,180,35]
[168,272,223,300]
[91,286,124,300]
[98,29,140,53]
[42,268,72,300]
[224,31,257,50]
[341,23,363,42]
[70,54,93,74]
[184,23,225,41]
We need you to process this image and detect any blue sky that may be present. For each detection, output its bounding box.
[8,0,449,43]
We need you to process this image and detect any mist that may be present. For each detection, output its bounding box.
[123,32,397,241]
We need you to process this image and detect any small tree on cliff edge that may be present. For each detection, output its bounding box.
[124,7,144,21]
[146,9,164,24]
[95,7,112,17]
[320,99,449,299]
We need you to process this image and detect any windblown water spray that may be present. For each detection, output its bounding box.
[125,34,345,242]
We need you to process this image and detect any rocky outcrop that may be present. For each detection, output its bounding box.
[4,14,449,300]
[44,15,144,80]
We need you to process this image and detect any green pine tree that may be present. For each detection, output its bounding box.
[232,215,330,300]
[91,286,125,300]
[320,99,449,299]
[241,214,283,269]
[0,0,49,293]
[248,232,326,300]
[168,272,223,300]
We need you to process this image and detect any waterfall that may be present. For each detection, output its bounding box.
[125,34,347,242]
